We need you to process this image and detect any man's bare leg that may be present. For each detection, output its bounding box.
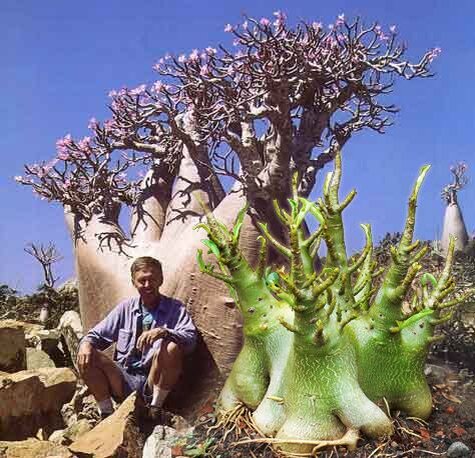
[147,341,184,407]
[81,348,127,414]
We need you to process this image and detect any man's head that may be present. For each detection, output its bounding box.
[130,257,163,305]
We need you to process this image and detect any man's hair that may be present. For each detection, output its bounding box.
[130,256,163,279]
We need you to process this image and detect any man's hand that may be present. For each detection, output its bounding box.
[137,327,168,352]
[77,340,94,376]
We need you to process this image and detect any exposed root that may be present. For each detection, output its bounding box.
[209,404,254,443]
[232,428,360,457]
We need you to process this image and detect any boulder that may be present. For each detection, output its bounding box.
[26,347,56,369]
[26,327,60,352]
[69,392,148,458]
[0,438,73,458]
[57,311,83,371]
[0,320,26,373]
[19,322,45,336]
[26,327,67,367]
[142,425,181,458]
[0,367,77,440]
[49,418,92,445]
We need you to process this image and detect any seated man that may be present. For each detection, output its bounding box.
[77,256,197,419]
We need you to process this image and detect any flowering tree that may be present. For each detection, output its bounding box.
[17,13,440,383]
[441,162,469,254]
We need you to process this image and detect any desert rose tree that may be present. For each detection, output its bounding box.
[18,13,439,386]
[440,162,469,254]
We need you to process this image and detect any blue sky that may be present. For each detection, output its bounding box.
[1,0,474,293]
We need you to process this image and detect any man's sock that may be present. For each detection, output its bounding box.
[151,385,170,407]
[98,397,114,416]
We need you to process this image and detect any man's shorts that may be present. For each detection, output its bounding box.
[116,364,149,401]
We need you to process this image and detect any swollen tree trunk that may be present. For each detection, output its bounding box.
[441,202,469,255]
[67,152,269,377]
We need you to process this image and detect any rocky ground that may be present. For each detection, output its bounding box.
[0,307,474,458]
[173,357,475,458]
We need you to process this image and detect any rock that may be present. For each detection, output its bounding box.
[0,438,73,457]
[69,392,148,458]
[20,322,45,336]
[26,347,56,369]
[424,363,456,383]
[27,328,61,352]
[63,418,92,443]
[57,311,83,371]
[0,367,77,440]
[143,424,187,458]
[49,419,92,446]
[0,320,26,373]
[49,428,67,444]
[447,441,471,458]
[61,384,100,428]
[25,327,68,368]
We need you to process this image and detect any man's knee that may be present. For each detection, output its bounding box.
[151,341,184,366]
[81,349,114,375]
[163,341,184,362]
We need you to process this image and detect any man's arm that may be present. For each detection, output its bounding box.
[163,304,197,353]
[82,304,124,351]
[77,300,127,374]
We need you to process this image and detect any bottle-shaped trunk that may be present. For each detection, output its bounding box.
[441,202,468,255]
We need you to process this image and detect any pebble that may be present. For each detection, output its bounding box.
[447,441,471,458]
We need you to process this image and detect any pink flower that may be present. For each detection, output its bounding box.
[224,23,234,32]
[57,151,70,160]
[336,13,345,26]
[189,49,200,61]
[78,136,91,150]
[104,119,115,132]
[88,117,98,129]
[108,89,117,98]
[428,47,442,61]
[130,84,146,96]
[63,179,71,189]
[200,65,210,76]
[14,175,23,182]
[260,17,270,26]
[178,54,187,63]
[273,10,287,27]
[56,134,73,153]
[273,10,287,21]
[312,22,322,30]
[242,20,248,30]
[152,80,164,93]
[206,47,217,55]
[389,25,397,33]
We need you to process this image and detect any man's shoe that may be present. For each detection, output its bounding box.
[148,405,163,423]
[147,406,173,425]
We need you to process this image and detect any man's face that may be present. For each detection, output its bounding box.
[132,267,163,302]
